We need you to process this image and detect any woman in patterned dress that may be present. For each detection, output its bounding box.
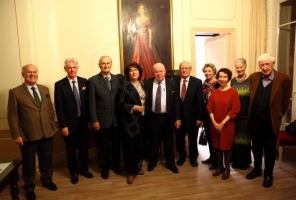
[230,58,252,170]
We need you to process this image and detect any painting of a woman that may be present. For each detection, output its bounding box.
[132,4,161,80]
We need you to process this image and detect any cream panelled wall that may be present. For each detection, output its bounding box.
[0,0,252,130]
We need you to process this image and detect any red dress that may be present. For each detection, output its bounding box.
[207,87,240,150]
[132,18,161,80]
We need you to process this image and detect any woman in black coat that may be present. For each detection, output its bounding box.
[117,62,146,184]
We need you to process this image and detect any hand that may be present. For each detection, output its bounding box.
[14,137,24,146]
[196,120,202,126]
[61,127,69,137]
[133,105,144,112]
[87,122,92,130]
[175,120,181,129]
[93,122,100,131]
[215,123,224,133]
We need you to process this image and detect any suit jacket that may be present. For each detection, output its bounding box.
[54,76,88,132]
[7,83,58,141]
[144,77,181,128]
[175,76,203,126]
[248,70,292,134]
[117,81,146,138]
[88,72,120,128]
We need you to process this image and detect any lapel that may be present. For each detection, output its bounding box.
[270,70,281,105]
[250,73,261,99]
[62,77,76,101]
[185,76,195,100]
[98,72,110,91]
[21,83,41,107]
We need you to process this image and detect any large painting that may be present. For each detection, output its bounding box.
[118,0,173,80]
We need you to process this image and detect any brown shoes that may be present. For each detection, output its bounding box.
[212,167,225,176]
[222,169,231,180]
[127,175,134,184]
[137,170,145,175]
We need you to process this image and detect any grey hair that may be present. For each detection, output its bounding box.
[179,60,192,69]
[258,53,275,64]
[64,57,78,67]
[202,62,217,74]
[98,55,112,65]
[234,58,247,67]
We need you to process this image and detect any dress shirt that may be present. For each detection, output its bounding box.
[67,76,80,95]
[25,83,42,100]
[180,76,190,97]
[262,70,274,87]
[152,79,167,113]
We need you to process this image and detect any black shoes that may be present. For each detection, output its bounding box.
[246,169,262,179]
[42,182,58,191]
[167,165,179,173]
[80,171,94,178]
[176,158,186,166]
[202,158,212,164]
[263,176,273,188]
[190,160,198,167]
[209,164,217,170]
[113,167,122,175]
[70,174,78,184]
[26,191,36,200]
[101,170,109,179]
[147,164,155,172]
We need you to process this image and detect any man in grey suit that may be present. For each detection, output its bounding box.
[88,55,121,179]
[54,58,94,185]
[7,64,58,200]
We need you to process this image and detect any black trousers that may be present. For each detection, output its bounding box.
[20,136,53,192]
[96,126,121,171]
[148,113,175,167]
[203,115,216,164]
[63,117,88,176]
[176,122,199,161]
[250,118,278,177]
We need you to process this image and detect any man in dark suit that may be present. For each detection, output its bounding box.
[145,63,181,173]
[88,55,121,179]
[7,64,58,200]
[54,58,93,185]
[175,61,203,167]
[246,53,292,188]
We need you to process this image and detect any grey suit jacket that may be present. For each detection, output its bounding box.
[88,72,120,128]
[7,83,58,141]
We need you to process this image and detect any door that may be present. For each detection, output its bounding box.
[205,33,230,72]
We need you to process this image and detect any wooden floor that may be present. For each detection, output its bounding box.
[1,145,296,200]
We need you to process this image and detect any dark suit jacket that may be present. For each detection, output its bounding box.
[7,83,58,141]
[175,76,203,126]
[144,77,181,128]
[54,76,88,132]
[248,70,292,134]
[88,72,120,128]
[117,81,146,138]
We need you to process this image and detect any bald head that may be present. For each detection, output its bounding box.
[153,63,166,82]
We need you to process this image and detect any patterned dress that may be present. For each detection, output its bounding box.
[230,77,252,168]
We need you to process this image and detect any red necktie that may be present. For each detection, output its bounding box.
[181,79,187,102]
[155,82,161,112]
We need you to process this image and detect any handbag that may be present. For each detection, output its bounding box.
[285,120,296,137]
[199,127,208,146]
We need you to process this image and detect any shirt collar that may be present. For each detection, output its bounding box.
[262,70,274,80]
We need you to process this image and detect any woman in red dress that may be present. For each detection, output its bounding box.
[207,68,240,180]
[132,4,161,80]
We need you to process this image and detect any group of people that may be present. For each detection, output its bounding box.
[7,53,291,200]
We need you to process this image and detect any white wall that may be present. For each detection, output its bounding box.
[0,0,252,130]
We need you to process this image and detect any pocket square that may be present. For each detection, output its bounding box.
[46,94,50,98]
[82,86,86,90]
[171,91,175,93]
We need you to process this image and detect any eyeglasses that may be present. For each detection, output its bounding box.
[259,62,272,67]
[180,67,190,71]
[25,71,38,74]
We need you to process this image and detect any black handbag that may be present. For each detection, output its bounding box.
[199,127,208,146]
[285,120,296,137]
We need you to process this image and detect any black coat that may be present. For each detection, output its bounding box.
[117,81,146,138]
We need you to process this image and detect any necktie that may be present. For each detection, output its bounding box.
[155,82,161,113]
[181,79,187,102]
[72,81,81,117]
[105,77,111,91]
[31,87,41,107]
